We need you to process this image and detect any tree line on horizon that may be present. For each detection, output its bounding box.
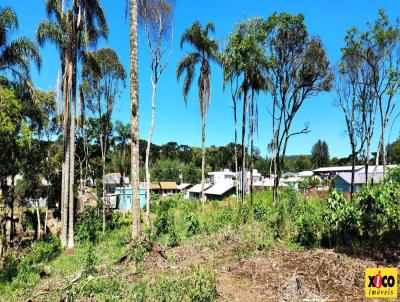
[1,0,400,251]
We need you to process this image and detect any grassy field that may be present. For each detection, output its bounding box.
[0,188,399,301]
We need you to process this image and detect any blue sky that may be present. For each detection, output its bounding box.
[4,0,400,158]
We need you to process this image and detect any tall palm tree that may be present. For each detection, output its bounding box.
[130,0,141,240]
[0,6,41,82]
[177,21,220,201]
[37,0,108,248]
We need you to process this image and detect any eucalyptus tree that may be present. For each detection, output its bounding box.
[223,18,268,204]
[130,0,141,240]
[0,6,41,83]
[266,13,332,204]
[342,9,400,176]
[341,27,376,185]
[81,48,126,232]
[335,61,366,200]
[139,0,173,226]
[177,21,220,201]
[37,0,108,248]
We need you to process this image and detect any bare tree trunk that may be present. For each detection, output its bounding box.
[145,80,156,226]
[36,200,42,240]
[201,106,206,202]
[68,61,75,249]
[241,88,248,204]
[249,91,254,205]
[350,147,356,202]
[44,207,48,238]
[10,175,15,241]
[130,0,141,240]
[61,60,69,247]
[233,99,239,204]
[382,122,387,176]
[102,155,106,232]
[373,132,383,178]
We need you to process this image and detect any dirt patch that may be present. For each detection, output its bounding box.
[216,248,376,301]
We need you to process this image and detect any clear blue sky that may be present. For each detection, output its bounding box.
[4,0,400,158]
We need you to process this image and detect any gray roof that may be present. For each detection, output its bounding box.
[105,173,129,185]
[336,172,384,185]
[335,165,399,185]
[187,183,212,193]
[313,166,364,174]
[205,183,234,196]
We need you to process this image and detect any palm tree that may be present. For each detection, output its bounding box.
[130,0,141,240]
[223,18,267,204]
[177,21,220,201]
[0,6,41,82]
[37,0,108,248]
[114,121,130,208]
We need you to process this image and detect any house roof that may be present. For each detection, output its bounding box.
[205,183,234,196]
[151,183,161,190]
[335,165,399,185]
[282,177,301,183]
[313,166,364,174]
[177,183,192,190]
[298,171,314,177]
[105,173,129,185]
[159,182,177,190]
[336,172,384,185]
[187,183,212,193]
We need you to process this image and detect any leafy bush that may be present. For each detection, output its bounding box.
[293,212,319,247]
[154,212,174,236]
[75,205,102,243]
[185,266,217,302]
[0,254,18,282]
[185,214,200,236]
[167,227,181,247]
[84,244,97,276]
[31,234,61,263]
[325,189,361,246]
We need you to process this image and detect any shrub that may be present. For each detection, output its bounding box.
[31,234,61,263]
[0,254,18,282]
[325,189,362,246]
[84,244,97,276]
[132,242,148,265]
[75,205,101,243]
[185,214,200,236]
[167,227,181,247]
[294,213,319,247]
[185,266,217,301]
[154,212,174,236]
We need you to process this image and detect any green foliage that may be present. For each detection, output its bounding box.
[84,244,97,276]
[0,254,18,282]
[167,227,181,247]
[298,176,321,190]
[386,167,400,183]
[129,266,217,302]
[75,205,102,243]
[132,242,148,265]
[31,234,62,263]
[311,140,330,168]
[185,266,217,302]
[185,213,200,236]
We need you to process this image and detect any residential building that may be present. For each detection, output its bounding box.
[334,165,397,193]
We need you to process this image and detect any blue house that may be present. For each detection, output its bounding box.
[114,186,146,209]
